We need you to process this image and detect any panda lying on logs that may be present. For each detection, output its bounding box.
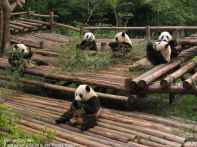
[109,32,133,57]
[146,31,180,65]
[56,85,101,131]
[8,44,33,68]
[79,32,97,51]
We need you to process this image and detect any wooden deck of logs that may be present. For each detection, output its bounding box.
[1,89,197,147]
[10,18,50,34]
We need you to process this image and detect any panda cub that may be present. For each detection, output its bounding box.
[79,32,97,51]
[56,85,101,131]
[146,31,179,65]
[109,32,132,56]
[8,44,33,68]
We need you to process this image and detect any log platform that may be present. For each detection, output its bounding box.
[2,89,197,147]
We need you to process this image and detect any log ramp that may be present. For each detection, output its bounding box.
[2,88,197,147]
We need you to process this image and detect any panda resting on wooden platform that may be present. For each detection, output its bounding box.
[146,31,179,65]
[56,85,101,131]
[8,43,33,68]
[109,32,133,57]
[79,32,97,51]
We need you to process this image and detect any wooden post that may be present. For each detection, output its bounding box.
[0,8,3,55]
[80,25,84,37]
[49,11,54,32]
[145,25,151,41]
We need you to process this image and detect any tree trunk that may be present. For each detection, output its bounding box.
[0,8,3,55]
[2,0,11,50]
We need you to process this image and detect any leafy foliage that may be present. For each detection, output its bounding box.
[21,0,197,26]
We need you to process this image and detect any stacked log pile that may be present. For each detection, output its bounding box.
[2,89,197,147]
[126,45,197,95]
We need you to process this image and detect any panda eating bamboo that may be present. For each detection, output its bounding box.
[109,32,133,57]
[79,32,97,51]
[8,44,33,69]
[56,85,101,131]
[146,31,179,65]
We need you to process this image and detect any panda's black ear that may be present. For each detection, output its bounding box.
[85,85,90,92]
[122,32,125,37]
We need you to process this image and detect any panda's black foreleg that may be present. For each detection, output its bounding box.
[55,110,73,124]
[80,115,97,131]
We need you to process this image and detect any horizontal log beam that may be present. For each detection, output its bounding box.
[183,72,197,88]
[84,26,197,32]
[55,23,80,32]
[160,60,197,87]
[0,76,128,101]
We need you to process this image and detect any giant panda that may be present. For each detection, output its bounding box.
[109,32,132,56]
[56,85,101,131]
[8,44,33,68]
[79,32,97,51]
[146,31,179,65]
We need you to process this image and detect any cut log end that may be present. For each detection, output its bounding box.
[138,80,148,90]
[183,81,192,89]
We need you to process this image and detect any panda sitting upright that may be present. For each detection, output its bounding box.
[79,32,97,51]
[109,32,132,57]
[8,43,33,68]
[56,85,101,131]
[146,31,179,65]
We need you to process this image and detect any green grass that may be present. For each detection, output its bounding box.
[57,39,114,72]
[137,94,197,122]
[0,104,40,146]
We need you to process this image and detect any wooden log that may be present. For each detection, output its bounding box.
[11,11,34,16]
[10,21,36,29]
[137,46,197,89]
[10,24,26,31]
[8,97,181,147]
[136,83,197,95]
[11,36,44,48]
[98,121,182,147]
[55,23,80,32]
[160,60,197,87]
[29,12,58,18]
[100,115,186,144]
[183,72,197,88]
[19,18,50,26]
[114,111,197,133]
[17,20,43,27]
[33,50,59,57]
[0,75,128,101]
[179,39,197,46]
[145,25,151,41]
[84,26,197,32]
[19,119,110,147]
[127,64,166,91]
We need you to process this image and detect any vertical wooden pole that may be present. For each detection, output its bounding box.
[2,2,11,51]
[80,25,84,37]
[0,8,3,55]
[49,11,54,32]
[145,25,151,41]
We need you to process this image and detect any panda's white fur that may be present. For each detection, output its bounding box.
[75,84,97,101]
[83,32,96,41]
[13,44,29,54]
[154,41,171,62]
[158,31,173,42]
[114,32,132,47]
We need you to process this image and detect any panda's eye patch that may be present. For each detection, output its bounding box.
[79,94,83,98]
